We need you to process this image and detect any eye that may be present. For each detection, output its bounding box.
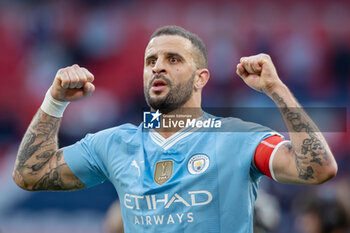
[148,59,157,66]
[169,57,178,63]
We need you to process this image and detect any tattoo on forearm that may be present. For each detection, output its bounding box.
[284,142,315,180]
[16,110,84,190]
[272,93,328,180]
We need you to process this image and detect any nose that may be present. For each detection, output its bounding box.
[152,58,166,74]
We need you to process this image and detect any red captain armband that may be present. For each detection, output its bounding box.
[254,135,285,180]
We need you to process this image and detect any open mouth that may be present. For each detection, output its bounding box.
[151,79,168,91]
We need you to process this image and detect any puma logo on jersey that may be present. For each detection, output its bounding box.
[131,160,141,177]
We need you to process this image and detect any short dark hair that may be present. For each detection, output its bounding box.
[150,25,208,69]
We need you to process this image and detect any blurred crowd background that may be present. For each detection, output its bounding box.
[0,0,349,232]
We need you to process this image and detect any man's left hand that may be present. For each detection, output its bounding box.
[236,53,283,94]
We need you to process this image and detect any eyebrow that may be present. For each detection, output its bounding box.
[145,52,186,61]
[166,52,185,61]
[145,54,157,61]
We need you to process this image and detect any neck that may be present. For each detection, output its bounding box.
[151,92,202,139]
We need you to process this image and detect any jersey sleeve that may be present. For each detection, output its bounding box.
[253,135,288,181]
[63,133,107,188]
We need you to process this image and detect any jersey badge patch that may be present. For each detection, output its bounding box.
[154,160,173,185]
[188,154,210,175]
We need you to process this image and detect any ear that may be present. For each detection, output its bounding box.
[194,69,210,90]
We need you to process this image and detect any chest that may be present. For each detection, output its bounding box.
[110,133,253,198]
[108,133,256,231]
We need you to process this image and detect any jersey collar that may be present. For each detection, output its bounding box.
[148,113,209,150]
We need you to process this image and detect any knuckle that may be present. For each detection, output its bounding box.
[56,69,65,77]
[83,67,92,75]
[70,70,79,79]
[63,73,70,81]
[68,73,78,82]
[78,69,87,79]
[72,77,79,83]
[260,53,270,59]
[79,78,87,85]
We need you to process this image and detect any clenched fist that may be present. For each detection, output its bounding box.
[236,54,283,94]
[50,64,95,102]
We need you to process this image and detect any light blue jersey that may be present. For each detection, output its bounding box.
[63,113,277,233]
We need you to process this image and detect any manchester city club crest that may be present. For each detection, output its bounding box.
[188,154,210,175]
[154,160,173,185]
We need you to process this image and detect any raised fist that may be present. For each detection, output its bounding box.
[50,64,95,102]
[236,54,283,94]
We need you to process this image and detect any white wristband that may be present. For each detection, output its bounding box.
[40,89,69,118]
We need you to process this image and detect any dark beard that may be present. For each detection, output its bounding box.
[144,73,195,114]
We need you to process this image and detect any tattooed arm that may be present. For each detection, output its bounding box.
[13,110,85,191]
[237,54,337,184]
[267,86,337,184]
[13,65,95,191]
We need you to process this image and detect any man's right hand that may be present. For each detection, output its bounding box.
[51,64,95,102]
[13,64,92,191]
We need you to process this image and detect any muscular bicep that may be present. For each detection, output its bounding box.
[32,149,86,191]
[272,141,316,184]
